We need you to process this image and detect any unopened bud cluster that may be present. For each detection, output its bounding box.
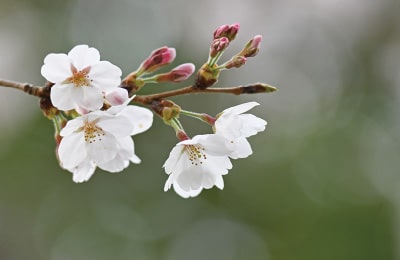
[121,47,195,95]
[194,23,263,89]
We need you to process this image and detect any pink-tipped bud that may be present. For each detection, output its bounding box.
[156,63,195,83]
[209,37,230,58]
[105,88,129,106]
[169,63,196,82]
[139,47,176,73]
[239,35,262,58]
[224,56,247,69]
[213,23,240,41]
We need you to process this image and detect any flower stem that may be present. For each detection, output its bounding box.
[180,110,216,125]
[169,117,189,141]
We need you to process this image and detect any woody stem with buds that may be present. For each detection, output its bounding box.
[0,78,276,108]
[133,83,277,105]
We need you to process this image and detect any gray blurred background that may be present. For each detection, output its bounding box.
[0,0,399,259]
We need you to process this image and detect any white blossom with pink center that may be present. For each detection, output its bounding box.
[41,45,122,111]
[58,101,153,183]
[163,134,233,198]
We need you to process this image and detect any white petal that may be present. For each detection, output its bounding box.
[222,101,259,115]
[96,136,136,172]
[200,172,218,189]
[228,137,253,159]
[194,134,233,156]
[90,61,122,90]
[176,166,203,191]
[97,114,134,137]
[97,155,129,173]
[214,175,224,190]
[121,137,142,164]
[116,136,141,164]
[71,160,97,183]
[130,154,141,164]
[86,134,118,164]
[50,83,81,111]
[80,87,105,111]
[41,53,71,83]
[60,116,85,136]
[117,136,135,157]
[68,45,100,69]
[238,114,267,137]
[84,112,102,122]
[215,115,243,139]
[203,155,232,175]
[163,145,185,174]
[172,181,203,198]
[58,133,87,169]
[119,106,153,135]
[105,95,136,115]
[164,174,174,192]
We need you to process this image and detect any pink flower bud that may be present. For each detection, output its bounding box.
[224,56,247,69]
[140,47,176,73]
[170,63,195,82]
[156,63,195,83]
[213,24,229,38]
[105,88,129,106]
[213,23,240,41]
[239,35,262,58]
[209,37,230,58]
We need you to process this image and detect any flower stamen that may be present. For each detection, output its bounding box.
[63,65,92,87]
[185,144,207,166]
[82,119,105,143]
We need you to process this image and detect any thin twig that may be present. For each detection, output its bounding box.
[0,79,49,97]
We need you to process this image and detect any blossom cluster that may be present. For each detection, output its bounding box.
[41,45,154,182]
[39,23,272,198]
[163,102,266,198]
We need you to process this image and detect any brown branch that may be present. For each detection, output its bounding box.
[0,79,49,98]
[0,78,277,109]
[133,83,277,105]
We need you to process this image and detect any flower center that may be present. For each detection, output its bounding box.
[82,119,105,144]
[63,64,92,87]
[185,144,207,166]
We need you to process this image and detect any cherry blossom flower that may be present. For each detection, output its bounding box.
[214,102,267,159]
[58,102,153,183]
[41,45,122,111]
[163,134,233,198]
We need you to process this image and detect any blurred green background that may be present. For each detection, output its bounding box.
[0,0,399,259]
